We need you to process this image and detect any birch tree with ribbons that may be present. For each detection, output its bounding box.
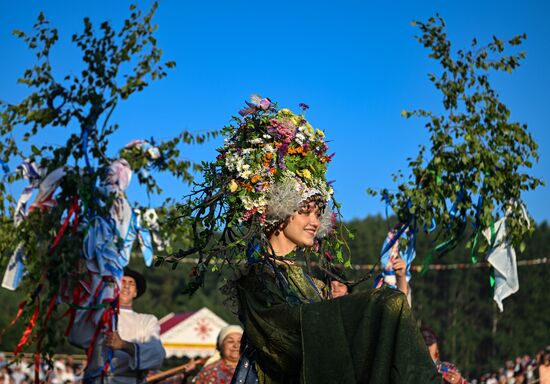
[368,15,543,310]
[0,2,215,366]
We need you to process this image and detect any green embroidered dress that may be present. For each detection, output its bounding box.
[232,259,441,384]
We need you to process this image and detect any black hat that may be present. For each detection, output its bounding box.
[123,267,147,298]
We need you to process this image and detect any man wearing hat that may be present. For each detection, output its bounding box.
[70,267,166,383]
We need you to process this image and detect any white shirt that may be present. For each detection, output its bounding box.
[70,307,166,383]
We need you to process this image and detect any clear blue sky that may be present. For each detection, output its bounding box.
[1,0,548,223]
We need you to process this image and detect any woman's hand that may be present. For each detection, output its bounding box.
[443,370,465,384]
[393,256,409,296]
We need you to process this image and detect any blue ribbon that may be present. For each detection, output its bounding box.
[383,190,391,230]
[424,217,437,233]
[81,127,92,172]
[246,241,261,264]
[449,184,466,219]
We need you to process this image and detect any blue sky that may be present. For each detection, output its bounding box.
[1,0,548,223]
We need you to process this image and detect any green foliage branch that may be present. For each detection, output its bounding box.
[0,3,216,359]
[369,15,543,260]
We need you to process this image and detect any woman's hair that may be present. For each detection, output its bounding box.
[419,325,439,347]
[265,193,328,237]
[329,266,353,294]
[264,180,333,240]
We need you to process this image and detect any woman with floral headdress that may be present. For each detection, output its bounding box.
[171,96,441,384]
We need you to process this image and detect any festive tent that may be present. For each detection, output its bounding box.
[159,307,228,358]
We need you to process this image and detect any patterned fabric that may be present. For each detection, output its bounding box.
[194,359,236,384]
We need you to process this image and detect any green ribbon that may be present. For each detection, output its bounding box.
[471,218,496,264]
[421,237,456,275]
[489,272,495,288]
[471,227,481,264]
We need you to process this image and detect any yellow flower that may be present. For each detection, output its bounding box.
[316,129,325,137]
[298,169,312,179]
[290,114,302,126]
[278,108,293,117]
[229,180,239,192]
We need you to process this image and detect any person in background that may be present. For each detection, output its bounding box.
[540,353,550,384]
[327,257,410,302]
[193,325,243,384]
[70,267,166,383]
[421,326,469,384]
[393,254,413,306]
[327,266,352,299]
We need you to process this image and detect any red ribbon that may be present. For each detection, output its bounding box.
[85,298,116,368]
[64,283,86,336]
[34,352,40,383]
[49,196,79,255]
[31,294,58,384]
[44,293,57,323]
[14,301,40,356]
[28,190,57,213]
[0,299,27,341]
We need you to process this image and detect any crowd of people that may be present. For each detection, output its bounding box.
[0,354,84,384]
[471,347,550,384]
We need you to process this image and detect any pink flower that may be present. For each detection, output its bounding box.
[259,98,271,110]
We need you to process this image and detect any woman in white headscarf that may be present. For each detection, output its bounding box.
[193,325,243,384]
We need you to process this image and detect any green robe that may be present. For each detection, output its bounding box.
[234,261,441,384]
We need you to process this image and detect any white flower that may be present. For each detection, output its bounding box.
[250,138,264,145]
[235,159,245,172]
[256,196,267,213]
[241,195,255,211]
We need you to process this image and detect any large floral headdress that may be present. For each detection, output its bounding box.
[221,98,334,234]
[165,96,349,292]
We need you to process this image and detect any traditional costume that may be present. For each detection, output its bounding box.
[70,268,165,383]
[174,96,441,384]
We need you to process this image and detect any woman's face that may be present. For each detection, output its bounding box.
[428,343,440,362]
[221,332,242,364]
[282,202,322,247]
[331,280,349,298]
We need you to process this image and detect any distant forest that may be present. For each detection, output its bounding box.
[1,216,548,378]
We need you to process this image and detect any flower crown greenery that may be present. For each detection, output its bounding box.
[163,96,352,292]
